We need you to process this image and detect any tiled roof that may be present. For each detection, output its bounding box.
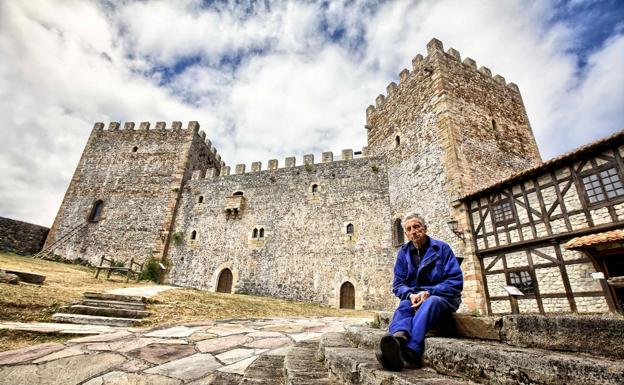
[563,229,624,250]
[461,129,624,201]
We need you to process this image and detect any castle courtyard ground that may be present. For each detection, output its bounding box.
[0,315,371,385]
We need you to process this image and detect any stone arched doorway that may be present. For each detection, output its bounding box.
[340,281,355,309]
[216,268,233,293]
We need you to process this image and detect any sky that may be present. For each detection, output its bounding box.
[0,0,623,227]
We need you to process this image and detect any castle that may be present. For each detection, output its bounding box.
[43,38,624,314]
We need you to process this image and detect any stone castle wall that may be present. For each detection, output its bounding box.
[167,154,396,310]
[44,121,220,265]
[0,217,49,255]
[363,39,541,312]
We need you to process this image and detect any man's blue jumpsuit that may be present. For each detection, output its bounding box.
[389,236,463,356]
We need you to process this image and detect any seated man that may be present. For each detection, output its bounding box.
[377,212,463,371]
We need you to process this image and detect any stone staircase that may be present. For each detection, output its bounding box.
[236,312,624,385]
[51,292,149,327]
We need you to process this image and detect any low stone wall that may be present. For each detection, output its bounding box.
[0,217,49,255]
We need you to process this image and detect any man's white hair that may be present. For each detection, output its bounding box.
[403,212,427,228]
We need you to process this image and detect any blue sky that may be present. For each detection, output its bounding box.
[0,0,623,226]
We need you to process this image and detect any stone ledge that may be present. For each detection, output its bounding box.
[503,314,624,359]
[425,337,624,385]
[374,311,502,341]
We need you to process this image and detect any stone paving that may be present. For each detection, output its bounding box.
[0,316,371,385]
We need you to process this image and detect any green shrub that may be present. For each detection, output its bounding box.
[171,232,183,245]
[140,257,164,282]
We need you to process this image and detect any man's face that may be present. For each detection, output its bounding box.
[404,218,427,246]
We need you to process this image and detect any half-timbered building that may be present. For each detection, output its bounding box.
[462,130,624,314]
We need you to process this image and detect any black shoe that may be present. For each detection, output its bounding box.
[376,335,404,371]
[402,347,423,369]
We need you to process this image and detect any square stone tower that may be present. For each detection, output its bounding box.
[43,121,222,265]
[366,38,542,312]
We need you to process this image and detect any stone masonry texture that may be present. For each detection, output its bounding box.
[0,217,49,255]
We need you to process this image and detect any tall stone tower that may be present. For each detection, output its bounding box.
[44,121,222,265]
[365,38,542,311]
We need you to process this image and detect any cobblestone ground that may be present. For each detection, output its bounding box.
[0,316,371,385]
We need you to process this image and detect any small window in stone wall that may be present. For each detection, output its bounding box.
[507,269,536,295]
[198,196,204,203]
[346,223,354,235]
[311,184,318,193]
[395,135,400,147]
[492,199,514,225]
[190,230,197,240]
[132,146,138,152]
[582,167,624,204]
[88,200,104,222]
[251,227,265,239]
[392,218,404,246]
[252,228,258,238]
[259,228,264,238]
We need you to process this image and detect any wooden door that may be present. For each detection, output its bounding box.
[217,269,233,293]
[340,281,355,309]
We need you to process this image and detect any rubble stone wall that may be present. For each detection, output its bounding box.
[43,122,219,265]
[0,217,49,255]
[167,156,396,310]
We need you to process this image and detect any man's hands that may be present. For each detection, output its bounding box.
[409,291,430,309]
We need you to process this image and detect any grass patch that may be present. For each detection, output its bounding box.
[144,289,372,326]
[0,252,152,323]
[0,330,78,352]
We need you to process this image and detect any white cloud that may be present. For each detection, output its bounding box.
[0,0,622,227]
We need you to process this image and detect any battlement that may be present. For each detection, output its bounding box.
[93,121,223,164]
[190,146,371,179]
[365,38,521,124]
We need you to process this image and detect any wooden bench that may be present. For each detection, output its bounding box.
[94,256,143,283]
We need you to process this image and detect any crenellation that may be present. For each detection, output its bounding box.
[221,166,231,176]
[386,82,397,96]
[192,170,202,180]
[366,105,375,122]
[375,94,385,107]
[411,54,423,70]
[507,82,520,93]
[251,162,262,172]
[199,130,206,140]
[155,121,166,130]
[139,121,150,130]
[462,57,477,70]
[426,37,444,54]
[322,152,333,163]
[303,154,314,165]
[494,74,506,84]
[268,159,278,170]
[285,157,296,168]
[94,122,104,130]
[124,122,135,130]
[361,146,369,156]
[172,121,182,130]
[235,164,246,174]
[446,48,461,61]
[188,121,200,133]
[478,66,492,77]
[205,139,212,149]
[399,68,410,83]
[342,149,353,161]
[109,122,120,130]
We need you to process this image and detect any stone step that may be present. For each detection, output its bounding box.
[319,333,474,385]
[83,292,146,304]
[60,305,149,319]
[239,354,285,385]
[341,327,624,385]
[79,298,146,311]
[425,337,624,385]
[51,313,143,327]
[283,339,338,385]
[374,311,624,358]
